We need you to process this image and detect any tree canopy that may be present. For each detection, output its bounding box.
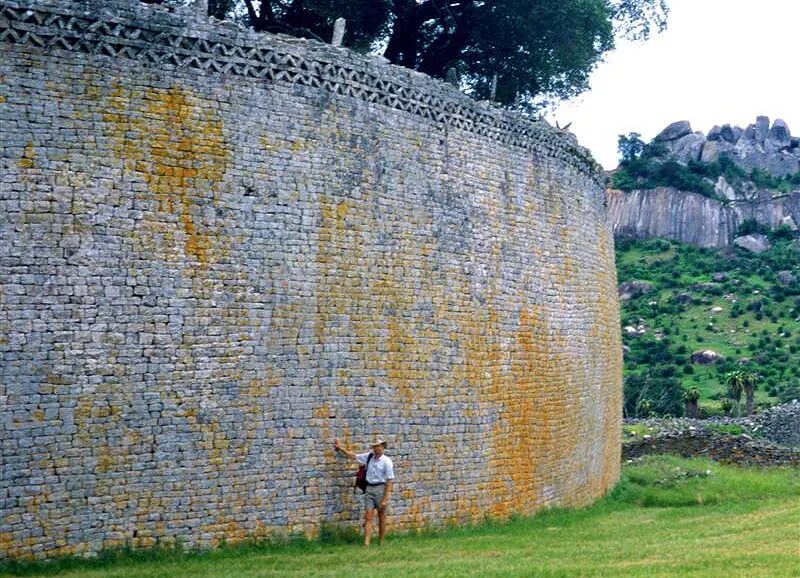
[157,0,668,110]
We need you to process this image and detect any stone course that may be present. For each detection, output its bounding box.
[753,400,800,447]
[623,429,800,467]
[623,406,800,467]
[0,0,622,559]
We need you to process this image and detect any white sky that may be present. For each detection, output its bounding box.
[547,0,800,170]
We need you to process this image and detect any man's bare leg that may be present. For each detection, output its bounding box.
[377,508,387,545]
[363,509,374,547]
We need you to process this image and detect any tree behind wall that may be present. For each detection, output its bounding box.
[149,0,668,111]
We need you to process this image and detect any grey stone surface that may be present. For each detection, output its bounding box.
[607,188,738,248]
[618,281,654,301]
[754,400,800,446]
[781,214,798,230]
[766,118,792,152]
[0,0,620,560]
[720,124,741,143]
[653,120,693,142]
[690,350,723,364]
[733,234,772,253]
[663,133,705,164]
[755,115,771,144]
[700,141,720,164]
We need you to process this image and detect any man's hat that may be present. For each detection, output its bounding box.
[371,438,387,448]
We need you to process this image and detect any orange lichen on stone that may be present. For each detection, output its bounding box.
[593,225,624,493]
[104,84,229,266]
[18,143,36,168]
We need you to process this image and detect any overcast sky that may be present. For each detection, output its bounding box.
[546,0,800,170]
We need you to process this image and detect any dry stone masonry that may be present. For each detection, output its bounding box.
[623,404,800,466]
[0,0,622,559]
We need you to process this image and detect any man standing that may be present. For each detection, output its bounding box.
[334,438,395,546]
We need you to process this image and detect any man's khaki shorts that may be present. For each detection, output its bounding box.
[364,484,387,511]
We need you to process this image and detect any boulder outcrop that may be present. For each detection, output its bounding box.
[690,350,724,364]
[733,233,771,253]
[618,280,654,301]
[609,116,800,248]
[646,116,800,175]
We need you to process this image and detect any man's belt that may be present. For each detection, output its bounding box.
[366,482,386,486]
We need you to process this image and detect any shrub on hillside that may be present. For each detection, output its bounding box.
[624,371,684,418]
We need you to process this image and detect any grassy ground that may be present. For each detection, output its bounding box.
[3,456,799,578]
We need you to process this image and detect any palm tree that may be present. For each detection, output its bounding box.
[683,387,701,419]
[740,371,758,416]
[725,370,744,417]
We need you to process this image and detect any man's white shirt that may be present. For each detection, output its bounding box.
[356,452,395,484]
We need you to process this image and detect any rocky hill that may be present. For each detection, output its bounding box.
[609,117,800,247]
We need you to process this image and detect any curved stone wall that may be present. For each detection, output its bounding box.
[0,0,622,559]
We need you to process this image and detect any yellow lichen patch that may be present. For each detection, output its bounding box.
[260,136,277,151]
[244,375,281,398]
[18,143,36,169]
[591,225,624,494]
[0,532,14,556]
[476,299,583,517]
[385,317,416,404]
[96,453,115,474]
[104,84,229,267]
[0,95,6,104]
[336,201,349,222]
[312,402,337,455]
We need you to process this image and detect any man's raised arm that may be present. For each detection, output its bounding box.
[334,438,357,460]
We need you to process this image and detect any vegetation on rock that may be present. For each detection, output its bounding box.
[617,236,800,417]
[612,129,800,199]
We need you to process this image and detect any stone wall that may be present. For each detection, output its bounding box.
[0,0,622,559]
[755,401,800,447]
[623,431,800,467]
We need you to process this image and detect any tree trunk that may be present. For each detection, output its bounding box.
[383,0,420,68]
[243,0,274,32]
[417,1,476,78]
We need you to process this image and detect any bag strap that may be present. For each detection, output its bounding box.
[355,452,374,494]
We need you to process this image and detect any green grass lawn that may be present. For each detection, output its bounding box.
[4,457,800,578]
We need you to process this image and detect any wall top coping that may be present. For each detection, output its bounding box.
[0,0,604,184]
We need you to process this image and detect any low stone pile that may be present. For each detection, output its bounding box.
[623,403,800,467]
[753,400,800,447]
[623,428,800,467]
